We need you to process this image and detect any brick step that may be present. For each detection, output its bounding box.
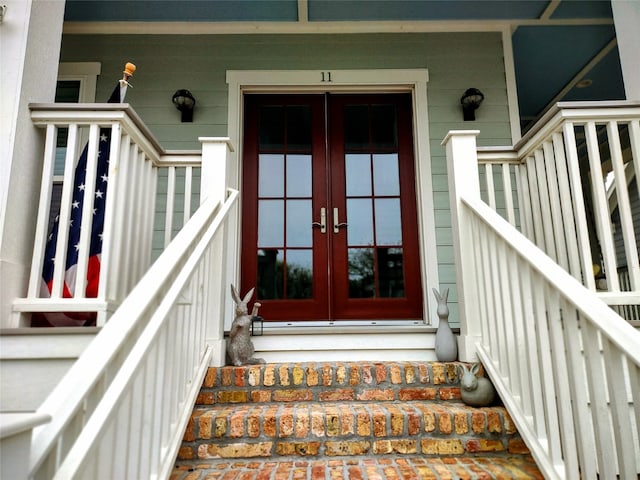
[179,402,527,460]
[175,362,542,478]
[196,362,462,406]
[171,455,544,479]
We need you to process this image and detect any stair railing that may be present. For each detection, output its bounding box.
[14,104,201,326]
[445,130,640,479]
[475,101,640,321]
[28,182,239,479]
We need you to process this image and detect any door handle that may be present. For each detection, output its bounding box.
[312,207,327,234]
[333,207,348,234]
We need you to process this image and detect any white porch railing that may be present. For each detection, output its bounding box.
[445,129,640,479]
[13,104,202,326]
[475,101,640,321]
[28,183,239,479]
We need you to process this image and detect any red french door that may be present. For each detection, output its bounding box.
[241,93,422,321]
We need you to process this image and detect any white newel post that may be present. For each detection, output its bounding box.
[0,413,50,479]
[199,137,234,366]
[443,131,482,362]
[200,138,233,206]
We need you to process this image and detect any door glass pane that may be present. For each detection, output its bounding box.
[258,249,283,299]
[348,248,374,298]
[286,154,312,197]
[256,101,315,302]
[343,100,409,300]
[345,154,371,196]
[373,154,399,196]
[371,105,397,149]
[286,106,312,150]
[259,154,284,197]
[259,106,284,150]
[346,199,373,246]
[375,198,402,245]
[344,105,369,150]
[286,200,312,247]
[378,248,404,297]
[286,249,313,298]
[258,200,284,247]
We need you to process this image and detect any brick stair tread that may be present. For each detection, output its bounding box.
[199,363,461,402]
[188,401,516,441]
[171,455,544,479]
[191,401,510,418]
[181,401,527,461]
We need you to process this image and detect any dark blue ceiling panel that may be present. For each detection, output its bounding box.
[308,0,550,21]
[562,47,624,102]
[551,0,613,19]
[64,0,299,22]
[513,24,617,119]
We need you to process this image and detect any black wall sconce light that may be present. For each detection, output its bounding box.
[172,89,196,122]
[460,88,484,121]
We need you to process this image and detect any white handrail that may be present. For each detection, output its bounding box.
[463,195,640,479]
[446,128,640,479]
[30,189,239,479]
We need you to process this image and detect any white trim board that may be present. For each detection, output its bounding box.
[63,18,614,35]
[226,69,440,328]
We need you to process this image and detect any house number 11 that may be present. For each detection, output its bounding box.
[321,71,332,82]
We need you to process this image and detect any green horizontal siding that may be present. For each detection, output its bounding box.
[60,32,512,326]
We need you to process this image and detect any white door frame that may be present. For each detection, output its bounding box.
[226,69,440,326]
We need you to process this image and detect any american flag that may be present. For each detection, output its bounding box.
[36,82,126,326]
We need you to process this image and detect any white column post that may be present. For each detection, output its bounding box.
[199,137,234,366]
[443,130,482,362]
[0,0,66,327]
[612,0,640,100]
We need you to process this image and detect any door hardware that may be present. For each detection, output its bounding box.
[333,207,348,234]
[312,207,327,234]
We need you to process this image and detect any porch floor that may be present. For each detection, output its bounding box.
[171,455,544,479]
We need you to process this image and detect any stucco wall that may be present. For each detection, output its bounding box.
[59,32,513,326]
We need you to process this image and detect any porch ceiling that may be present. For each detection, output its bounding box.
[63,0,624,131]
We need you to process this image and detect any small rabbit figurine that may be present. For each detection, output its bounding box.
[227,284,265,366]
[433,288,458,362]
[458,363,496,407]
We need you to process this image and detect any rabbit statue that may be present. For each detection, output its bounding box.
[227,284,265,366]
[433,288,458,362]
[458,363,496,407]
